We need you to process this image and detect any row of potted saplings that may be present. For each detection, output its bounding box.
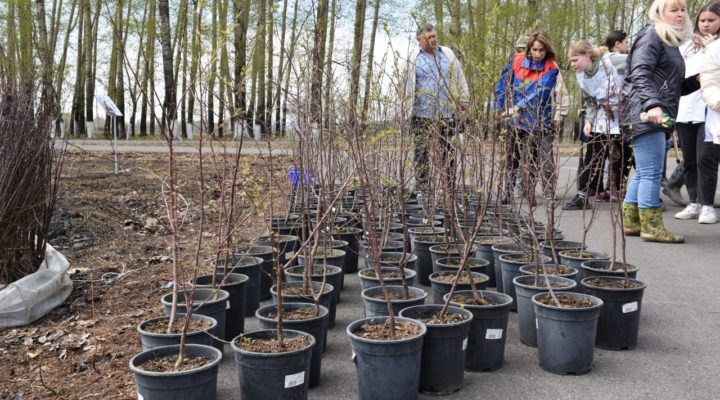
[128,206,646,399]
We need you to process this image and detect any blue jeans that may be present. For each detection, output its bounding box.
[625,131,665,208]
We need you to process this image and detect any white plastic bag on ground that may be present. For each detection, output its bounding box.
[0,244,73,328]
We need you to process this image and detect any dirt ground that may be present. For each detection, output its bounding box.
[0,150,291,399]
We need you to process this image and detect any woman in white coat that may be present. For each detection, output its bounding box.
[563,41,627,211]
[674,1,720,223]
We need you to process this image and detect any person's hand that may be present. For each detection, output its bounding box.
[553,117,565,133]
[646,106,663,125]
[583,121,593,137]
[701,33,717,47]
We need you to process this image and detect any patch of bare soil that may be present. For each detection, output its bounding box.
[266,306,320,321]
[522,266,574,275]
[432,272,486,284]
[236,335,311,353]
[419,311,467,325]
[142,317,214,334]
[137,355,210,373]
[448,293,497,306]
[537,294,594,308]
[353,320,421,340]
[584,278,641,289]
[359,269,403,279]
[0,151,291,399]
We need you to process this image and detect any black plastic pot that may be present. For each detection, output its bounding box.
[271,281,335,328]
[218,255,263,317]
[435,257,489,276]
[297,248,346,291]
[231,329,315,399]
[512,275,576,347]
[558,250,610,269]
[256,234,300,267]
[256,303,329,386]
[285,264,343,305]
[581,277,646,350]
[499,253,552,311]
[429,243,478,275]
[407,226,446,252]
[137,314,217,351]
[361,285,427,317]
[474,237,512,289]
[346,316,427,400]
[519,264,580,287]
[412,235,448,286]
[194,273,248,340]
[357,266,416,290]
[331,227,363,273]
[130,344,222,400]
[364,251,417,271]
[490,242,526,293]
[428,271,489,304]
[399,305,473,395]
[266,215,302,236]
[359,240,406,259]
[444,290,513,371]
[161,288,229,351]
[539,240,586,263]
[580,260,639,280]
[237,245,276,300]
[532,292,603,375]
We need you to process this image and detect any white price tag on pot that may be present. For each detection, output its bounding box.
[226,301,231,310]
[622,301,638,314]
[351,351,357,362]
[485,329,503,340]
[137,393,144,400]
[535,318,539,329]
[462,338,468,351]
[285,371,305,388]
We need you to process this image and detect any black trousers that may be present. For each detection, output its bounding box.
[505,128,552,199]
[578,134,633,195]
[697,139,720,206]
[411,116,456,194]
[676,122,704,203]
[607,135,634,193]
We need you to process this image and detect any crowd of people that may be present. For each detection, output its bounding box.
[399,0,720,245]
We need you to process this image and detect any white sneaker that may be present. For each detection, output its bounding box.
[675,203,702,219]
[699,206,718,224]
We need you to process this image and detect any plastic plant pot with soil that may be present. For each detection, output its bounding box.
[236,245,276,300]
[512,275,577,347]
[361,285,428,317]
[474,236,512,289]
[581,276,647,350]
[558,250,610,269]
[137,314,217,351]
[539,240,586,263]
[428,271,489,304]
[499,253,552,311]
[347,316,427,400]
[579,260,639,280]
[444,290,514,372]
[256,303,329,386]
[399,304,473,395]
[519,264,580,287]
[231,329,315,400]
[357,266,416,291]
[161,288,230,352]
[130,343,223,400]
[193,273,248,340]
[217,255,263,317]
[435,256,489,275]
[490,242,527,293]
[532,292,603,375]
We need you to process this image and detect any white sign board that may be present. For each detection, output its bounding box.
[95,94,123,117]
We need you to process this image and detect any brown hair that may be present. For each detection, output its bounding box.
[568,40,606,61]
[525,31,556,61]
[692,1,720,46]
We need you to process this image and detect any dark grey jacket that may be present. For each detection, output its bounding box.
[621,24,700,139]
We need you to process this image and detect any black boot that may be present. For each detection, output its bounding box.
[562,193,590,210]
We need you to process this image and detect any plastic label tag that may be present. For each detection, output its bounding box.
[485,329,503,340]
[137,393,144,400]
[535,318,538,329]
[462,338,468,351]
[226,301,231,310]
[422,218,428,224]
[622,301,638,313]
[351,351,357,362]
[285,371,305,388]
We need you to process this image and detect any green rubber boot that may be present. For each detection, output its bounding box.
[622,202,640,236]
[639,207,684,243]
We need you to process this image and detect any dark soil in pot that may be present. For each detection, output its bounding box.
[361,285,427,317]
[559,250,610,269]
[512,275,576,347]
[271,281,335,328]
[498,253,552,311]
[580,260,639,280]
[161,288,229,352]
[358,266,416,290]
[435,256,489,275]
[137,314,217,351]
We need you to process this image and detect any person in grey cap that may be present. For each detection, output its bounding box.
[512,36,570,201]
[398,22,470,196]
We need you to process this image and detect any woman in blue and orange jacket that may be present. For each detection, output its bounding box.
[494,31,559,205]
